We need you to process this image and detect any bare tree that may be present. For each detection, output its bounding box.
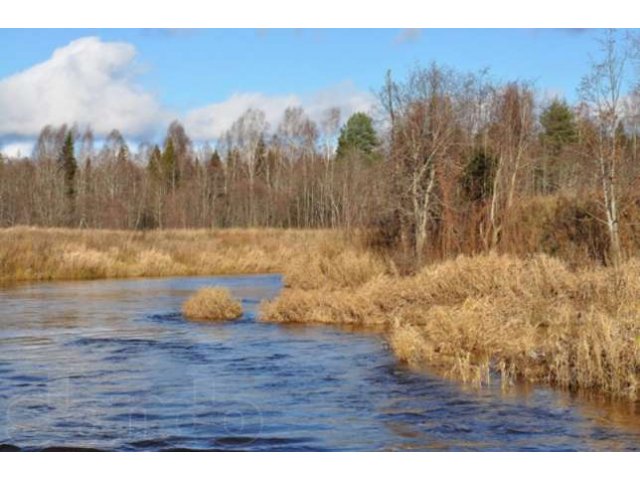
[487,82,534,249]
[223,109,268,226]
[579,29,637,266]
[381,64,460,263]
[319,107,341,227]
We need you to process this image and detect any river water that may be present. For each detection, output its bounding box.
[0,275,639,451]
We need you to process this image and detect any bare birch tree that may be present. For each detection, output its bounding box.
[381,64,459,263]
[579,29,637,266]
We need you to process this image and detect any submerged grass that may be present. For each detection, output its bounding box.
[182,287,243,321]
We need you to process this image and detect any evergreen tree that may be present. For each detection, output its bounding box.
[162,139,178,192]
[59,132,77,200]
[206,151,225,190]
[336,112,379,162]
[58,131,77,224]
[540,100,577,154]
[147,145,163,183]
[538,100,578,193]
[462,149,497,202]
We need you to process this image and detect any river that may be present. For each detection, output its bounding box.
[1,275,639,451]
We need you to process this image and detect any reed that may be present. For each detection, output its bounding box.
[0,226,346,282]
[3,226,638,400]
[262,253,640,400]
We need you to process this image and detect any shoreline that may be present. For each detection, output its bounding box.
[2,226,639,403]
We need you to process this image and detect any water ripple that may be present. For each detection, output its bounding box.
[1,274,640,451]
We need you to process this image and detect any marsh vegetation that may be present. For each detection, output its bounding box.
[1,30,640,403]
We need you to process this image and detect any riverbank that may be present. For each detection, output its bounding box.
[262,253,640,401]
[1,226,638,401]
[0,226,371,282]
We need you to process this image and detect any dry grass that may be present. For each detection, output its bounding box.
[3,226,638,400]
[182,287,243,321]
[261,253,640,401]
[282,238,388,290]
[0,226,359,283]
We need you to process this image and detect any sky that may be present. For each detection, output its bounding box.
[0,28,625,156]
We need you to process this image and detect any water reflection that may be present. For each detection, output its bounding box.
[1,275,639,451]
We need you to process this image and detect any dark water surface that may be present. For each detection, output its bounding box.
[1,275,639,451]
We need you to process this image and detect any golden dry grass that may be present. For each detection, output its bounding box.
[182,287,243,321]
[0,226,360,283]
[261,253,640,401]
[3,226,639,400]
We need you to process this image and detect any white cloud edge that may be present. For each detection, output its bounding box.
[0,36,376,156]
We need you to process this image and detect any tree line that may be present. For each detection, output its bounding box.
[1,30,639,266]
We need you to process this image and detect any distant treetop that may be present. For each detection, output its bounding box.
[336,112,379,162]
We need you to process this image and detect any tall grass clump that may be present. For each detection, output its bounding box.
[182,287,243,321]
[261,253,640,400]
[282,234,389,290]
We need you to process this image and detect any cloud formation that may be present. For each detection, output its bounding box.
[0,36,166,138]
[184,81,376,140]
[184,92,300,140]
[0,36,375,152]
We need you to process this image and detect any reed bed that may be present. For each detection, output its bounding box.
[2,226,638,400]
[0,226,350,282]
[262,253,640,401]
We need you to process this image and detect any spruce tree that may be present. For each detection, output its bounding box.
[59,131,77,224]
[162,139,177,192]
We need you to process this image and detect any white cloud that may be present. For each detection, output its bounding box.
[304,81,376,122]
[0,36,376,145]
[184,81,376,141]
[0,36,166,138]
[184,92,301,140]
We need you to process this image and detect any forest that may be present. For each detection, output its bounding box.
[1,29,640,270]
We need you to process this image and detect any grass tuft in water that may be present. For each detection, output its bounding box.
[182,287,243,321]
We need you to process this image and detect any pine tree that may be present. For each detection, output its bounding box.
[540,100,577,155]
[336,112,379,162]
[206,150,225,192]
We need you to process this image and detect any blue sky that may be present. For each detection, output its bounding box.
[0,28,626,155]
